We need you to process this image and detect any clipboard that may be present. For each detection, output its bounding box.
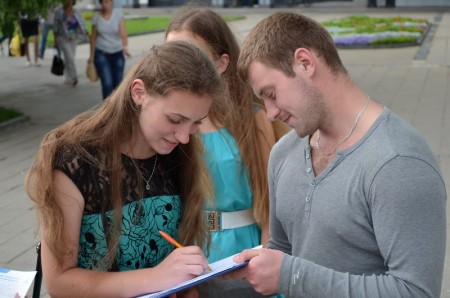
[137,245,262,298]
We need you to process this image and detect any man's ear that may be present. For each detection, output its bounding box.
[293,48,314,73]
[130,79,146,106]
[216,53,230,74]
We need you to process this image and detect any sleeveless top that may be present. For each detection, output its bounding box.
[55,147,182,271]
[92,10,124,53]
[201,128,261,262]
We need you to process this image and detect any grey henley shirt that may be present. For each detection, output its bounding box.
[267,107,446,297]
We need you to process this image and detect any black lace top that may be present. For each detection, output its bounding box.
[55,147,183,271]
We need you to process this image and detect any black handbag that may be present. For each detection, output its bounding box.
[51,54,64,76]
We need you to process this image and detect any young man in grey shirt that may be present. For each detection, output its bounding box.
[229,12,446,298]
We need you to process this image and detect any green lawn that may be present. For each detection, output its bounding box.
[0,107,22,123]
[44,14,245,46]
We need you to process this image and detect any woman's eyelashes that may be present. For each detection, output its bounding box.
[168,117,182,124]
[168,117,205,126]
[169,115,207,125]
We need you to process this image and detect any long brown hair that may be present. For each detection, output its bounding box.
[166,8,290,227]
[26,41,221,268]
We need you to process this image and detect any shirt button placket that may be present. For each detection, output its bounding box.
[304,148,314,220]
[304,181,315,216]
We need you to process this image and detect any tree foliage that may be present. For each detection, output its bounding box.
[0,0,65,34]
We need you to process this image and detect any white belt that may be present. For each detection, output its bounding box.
[204,208,256,232]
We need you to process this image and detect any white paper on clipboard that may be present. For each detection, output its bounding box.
[137,245,262,298]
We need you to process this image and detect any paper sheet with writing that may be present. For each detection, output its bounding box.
[138,245,262,298]
[0,268,37,298]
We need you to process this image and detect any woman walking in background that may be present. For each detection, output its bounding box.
[39,4,61,59]
[54,0,88,86]
[19,12,40,66]
[89,0,130,99]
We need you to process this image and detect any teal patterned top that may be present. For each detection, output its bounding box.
[56,148,182,271]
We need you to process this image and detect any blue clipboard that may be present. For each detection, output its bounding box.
[136,246,262,298]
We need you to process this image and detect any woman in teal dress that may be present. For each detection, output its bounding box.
[166,8,290,263]
[201,128,261,262]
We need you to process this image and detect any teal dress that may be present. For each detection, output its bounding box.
[201,128,261,263]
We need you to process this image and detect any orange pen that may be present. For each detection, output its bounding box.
[159,230,211,271]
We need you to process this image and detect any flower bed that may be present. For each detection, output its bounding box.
[322,16,430,48]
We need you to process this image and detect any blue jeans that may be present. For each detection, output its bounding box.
[39,22,59,58]
[94,48,125,99]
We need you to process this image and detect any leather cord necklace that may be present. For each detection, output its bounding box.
[316,96,371,156]
[130,154,158,190]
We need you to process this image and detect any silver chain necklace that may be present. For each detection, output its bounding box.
[316,96,370,156]
[130,154,158,190]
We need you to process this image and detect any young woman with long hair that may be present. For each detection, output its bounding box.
[166,7,290,263]
[26,41,221,297]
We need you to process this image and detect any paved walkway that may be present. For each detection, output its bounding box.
[0,5,449,297]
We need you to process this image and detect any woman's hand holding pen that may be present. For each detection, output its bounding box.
[156,246,209,288]
[224,248,285,296]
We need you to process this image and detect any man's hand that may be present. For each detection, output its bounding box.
[225,248,285,295]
